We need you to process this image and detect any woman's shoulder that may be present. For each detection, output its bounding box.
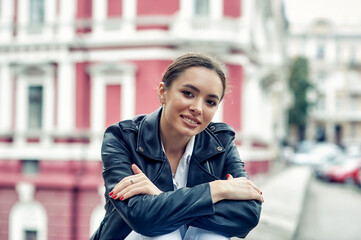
[106,114,146,132]
[205,122,236,145]
[207,122,235,135]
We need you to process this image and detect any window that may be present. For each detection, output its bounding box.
[316,44,325,59]
[9,182,47,240]
[350,122,356,138]
[29,0,45,25]
[350,96,357,111]
[25,230,37,240]
[349,71,359,89]
[22,160,39,176]
[350,45,356,65]
[316,96,325,111]
[28,86,43,130]
[194,0,209,17]
[316,72,326,90]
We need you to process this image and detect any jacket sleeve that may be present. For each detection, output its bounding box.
[189,142,262,238]
[101,125,216,236]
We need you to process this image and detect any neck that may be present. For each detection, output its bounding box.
[160,129,189,156]
[159,110,190,155]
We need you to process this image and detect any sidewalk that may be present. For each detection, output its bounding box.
[235,163,312,240]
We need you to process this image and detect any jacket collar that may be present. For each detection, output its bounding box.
[136,107,225,163]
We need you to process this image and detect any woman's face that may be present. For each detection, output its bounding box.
[159,66,224,138]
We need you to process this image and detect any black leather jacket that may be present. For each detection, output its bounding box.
[91,107,261,239]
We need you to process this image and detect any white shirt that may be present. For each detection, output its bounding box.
[169,136,195,190]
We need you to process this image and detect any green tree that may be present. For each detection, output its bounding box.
[288,56,312,141]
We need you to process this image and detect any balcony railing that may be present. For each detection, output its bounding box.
[0,16,246,47]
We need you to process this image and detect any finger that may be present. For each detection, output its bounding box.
[247,180,262,195]
[226,173,234,180]
[236,177,262,195]
[119,182,148,200]
[116,183,139,200]
[252,189,264,203]
[111,174,140,198]
[132,163,143,175]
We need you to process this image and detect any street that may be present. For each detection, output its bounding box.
[295,176,361,240]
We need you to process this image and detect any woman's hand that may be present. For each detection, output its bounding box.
[109,164,163,201]
[209,174,264,204]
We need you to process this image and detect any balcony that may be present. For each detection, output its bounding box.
[1,15,248,50]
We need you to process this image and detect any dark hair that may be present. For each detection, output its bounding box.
[162,53,226,100]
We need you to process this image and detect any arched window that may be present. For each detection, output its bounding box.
[9,182,47,240]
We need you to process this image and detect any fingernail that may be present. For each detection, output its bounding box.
[119,196,124,201]
[260,191,263,195]
[109,191,114,196]
[226,174,230,178]
[112,195,117,199]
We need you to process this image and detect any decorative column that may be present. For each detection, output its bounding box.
[0,0,14,43]
[42,66,55,146]
[58,0,75,41]
[43,0,57,40]
[14,71,27,146]
[16,0,30,42]
[92,0,107,39]
[0,63,13,133]
[120,64,136,120]
[57,57,75,133]
[123,0,136,33]
[90,70,106,148]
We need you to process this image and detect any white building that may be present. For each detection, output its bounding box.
[287,18,361,148]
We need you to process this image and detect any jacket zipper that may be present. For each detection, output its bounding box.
[206,161,211,174]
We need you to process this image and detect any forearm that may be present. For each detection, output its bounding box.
[110,183,215,236]
[209,180,227,203]
[189,199,262,238]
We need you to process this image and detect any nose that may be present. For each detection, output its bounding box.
[189,99,202,115]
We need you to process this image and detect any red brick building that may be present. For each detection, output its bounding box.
[0,0,287,239]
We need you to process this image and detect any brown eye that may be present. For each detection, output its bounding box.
[182,90,194,98]
[206,99,217,106]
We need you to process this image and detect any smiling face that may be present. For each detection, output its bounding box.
[159,66,224,139]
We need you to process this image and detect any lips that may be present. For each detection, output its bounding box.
[181,115,201,125]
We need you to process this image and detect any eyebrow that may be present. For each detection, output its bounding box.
[182,84,220,100]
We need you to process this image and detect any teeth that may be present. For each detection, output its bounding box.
[183,116,198,124]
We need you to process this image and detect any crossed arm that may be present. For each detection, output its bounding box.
[108,164,263,238]
[110,164,263,204]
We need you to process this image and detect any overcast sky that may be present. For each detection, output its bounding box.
[284,0,361,24]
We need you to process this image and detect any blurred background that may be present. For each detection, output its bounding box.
[0,0,360,239]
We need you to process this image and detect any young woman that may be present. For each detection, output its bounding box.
[91,53,263,240]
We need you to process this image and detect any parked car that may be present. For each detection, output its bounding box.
[315,154,347,180]
[320,157,361,185]
[290,142,343,169]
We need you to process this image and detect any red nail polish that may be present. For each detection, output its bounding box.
[109,191,113,196]
[260,191,263,195]
[119,196,124,201]
[226,174,230,178]
[112,195,117,199]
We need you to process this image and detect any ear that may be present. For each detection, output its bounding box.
[158,82,166,104]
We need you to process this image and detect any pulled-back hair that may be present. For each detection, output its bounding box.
[162,53,226,100]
